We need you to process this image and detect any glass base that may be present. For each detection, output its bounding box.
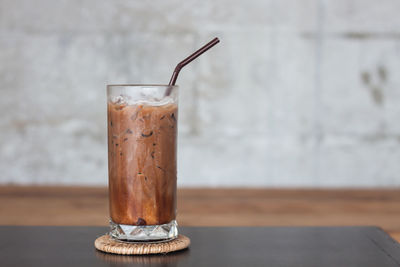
[109,219,178,242]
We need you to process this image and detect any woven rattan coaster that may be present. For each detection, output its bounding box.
[94,234,190,255]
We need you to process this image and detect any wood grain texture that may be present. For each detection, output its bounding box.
[0,186,399,242]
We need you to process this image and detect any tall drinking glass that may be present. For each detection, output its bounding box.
[107,85,178,241]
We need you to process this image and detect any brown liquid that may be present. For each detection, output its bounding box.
[107,101,177,226]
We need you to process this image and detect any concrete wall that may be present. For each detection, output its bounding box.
[1,0,400,187]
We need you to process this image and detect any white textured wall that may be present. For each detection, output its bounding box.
[1,0,400,187]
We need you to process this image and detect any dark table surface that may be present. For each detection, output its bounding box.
[1,226,400,267]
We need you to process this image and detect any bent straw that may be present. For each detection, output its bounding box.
[165,37,220,96]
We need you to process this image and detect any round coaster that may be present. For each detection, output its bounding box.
[94,234,190,255]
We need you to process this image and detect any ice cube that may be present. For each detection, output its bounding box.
[111,94,174,106]
[110,94,131,104]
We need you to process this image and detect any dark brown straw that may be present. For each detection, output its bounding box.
[165,37,220,96]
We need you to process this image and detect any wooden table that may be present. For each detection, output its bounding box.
[1,226,400,266]
[1,186,400,242]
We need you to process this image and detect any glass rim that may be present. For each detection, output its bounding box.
[107,84,179,88]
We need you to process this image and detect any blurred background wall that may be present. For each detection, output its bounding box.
[1,0,400,187]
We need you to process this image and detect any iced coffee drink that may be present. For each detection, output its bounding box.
[107,85,178,241]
